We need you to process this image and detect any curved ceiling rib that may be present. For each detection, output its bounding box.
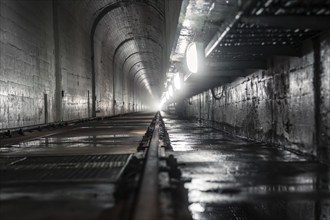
[136,74,154,88]
[121,51,155,71]
[91,0,164,39]
[128,61,145,77]
[125,58,160,77]
[122,52,161,82]
[112,37,162,97]
[112,36,163,66]
[112,37,163,90]
[133,68,158,84]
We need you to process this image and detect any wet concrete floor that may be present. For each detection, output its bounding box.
[0,112,154,220]
[163,112,330,220]
[1,111,330,220]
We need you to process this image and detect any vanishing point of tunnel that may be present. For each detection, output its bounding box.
[0,0,330,220]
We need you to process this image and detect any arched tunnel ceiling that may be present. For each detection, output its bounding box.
[96,1,165,97]
[59,0,168,98]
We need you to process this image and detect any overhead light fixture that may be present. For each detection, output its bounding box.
[174,73,181,90]
[161,96,166,104]
[168,85,173,97]
[165,91,170,100]
[185,42,204,74]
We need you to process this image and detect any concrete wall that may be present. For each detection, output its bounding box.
[0,0,55,128]
[320,33,330,164]
[94,37,113,117]
[0,0,119,129]
[0,0,95,129]
[179,33,330,164]
[56,1,92,121]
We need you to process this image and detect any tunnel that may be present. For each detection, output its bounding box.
[0,0,330,219]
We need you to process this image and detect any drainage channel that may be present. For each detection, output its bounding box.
[107,112,192,220]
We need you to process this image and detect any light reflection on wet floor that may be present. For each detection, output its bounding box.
[0,113,155,220]
[0,115,152,156]
[163,113,330,220]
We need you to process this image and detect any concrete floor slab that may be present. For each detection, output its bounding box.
[163,112,330,220]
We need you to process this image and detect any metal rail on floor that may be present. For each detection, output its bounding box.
[133,113,160,220]
[98,112,191,220]
[130,112,191,220]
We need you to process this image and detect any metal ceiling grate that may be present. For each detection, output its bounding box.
[208,0,330,61]
[0,154,130,184]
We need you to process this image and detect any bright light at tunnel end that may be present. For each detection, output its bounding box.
[155,96,166,111]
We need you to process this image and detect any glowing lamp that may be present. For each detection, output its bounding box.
[168,85,173,97]
[185,42,204,74]
[165,91,170,100]
[174,73,181,90]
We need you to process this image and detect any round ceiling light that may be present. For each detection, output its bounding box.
[185,42,204,74]
[168,85,174,97]
[174,73,181,90]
